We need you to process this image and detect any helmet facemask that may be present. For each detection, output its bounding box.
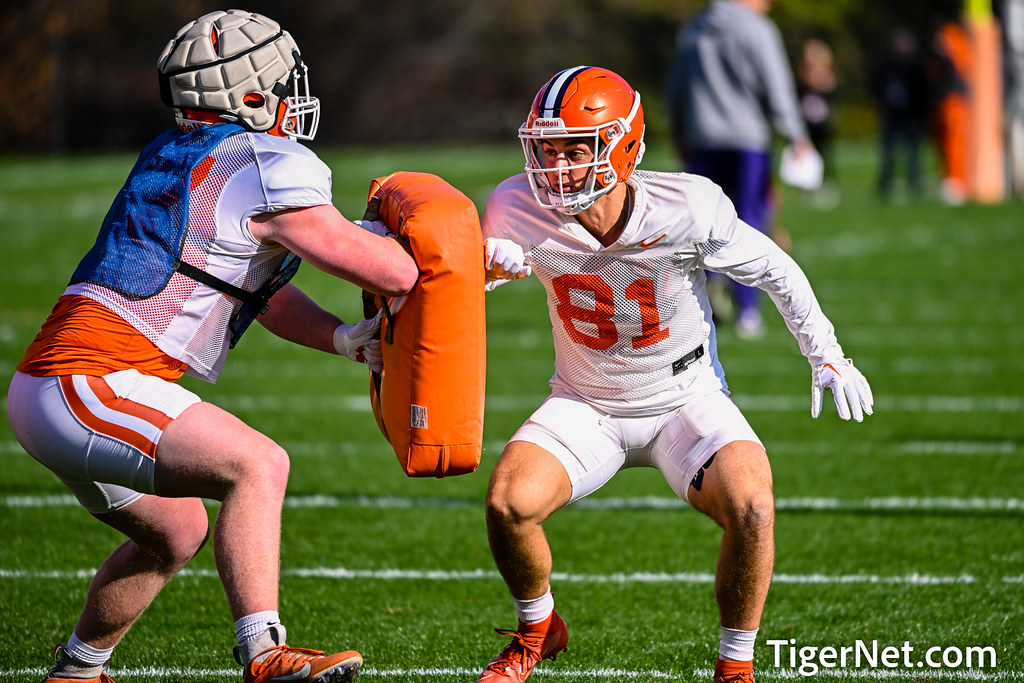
[277,56,320,141]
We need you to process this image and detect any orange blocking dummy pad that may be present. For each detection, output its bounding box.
[362,172,486,477]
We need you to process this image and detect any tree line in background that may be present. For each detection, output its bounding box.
[0,0,966,153]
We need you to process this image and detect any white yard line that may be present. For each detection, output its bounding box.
[3,492,1022,513]
[1,566,1019,586]
[1,665,1018,680]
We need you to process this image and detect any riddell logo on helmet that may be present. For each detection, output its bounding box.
[534,118,565,128]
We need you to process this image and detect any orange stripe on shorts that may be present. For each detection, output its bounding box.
[59,376,172,458]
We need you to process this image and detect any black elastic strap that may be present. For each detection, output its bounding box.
[360,195,395,344]
[175,260,262,308]
[362,196,381,221]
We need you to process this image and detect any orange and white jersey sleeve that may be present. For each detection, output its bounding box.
[482,169,844,416]
[62,132,332,382]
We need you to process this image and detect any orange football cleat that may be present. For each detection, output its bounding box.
[240,643,362,683]
[43,673,116,683]
[42,674,116,683]
[42,644,116,683]
[477,611,568,683]
[713,657,756,683]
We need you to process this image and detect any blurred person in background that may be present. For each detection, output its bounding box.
[6,10,417,683]
[872,27,930,202]
[928,20,972,204]
[1005,0,1024,197]
[796,37,840,208]
[667,0,815,340]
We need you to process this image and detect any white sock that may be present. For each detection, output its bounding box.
[65,632,114,666]
[235,610,282,646]
[719,626,758,662]
[513,590,554,624]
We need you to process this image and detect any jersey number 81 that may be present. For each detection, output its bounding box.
[552,273,669,351]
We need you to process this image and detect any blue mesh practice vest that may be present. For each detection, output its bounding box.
[69,123,302,348]
[70,123,245,298]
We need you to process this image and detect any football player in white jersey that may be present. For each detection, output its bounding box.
[7,11,417,683]
[477,66,873,683]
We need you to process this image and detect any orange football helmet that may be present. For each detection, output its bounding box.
[519,66,645,214]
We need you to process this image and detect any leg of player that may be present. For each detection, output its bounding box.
[478,440,572,683]
[151,402,361,683]
[687,440,775,683]
[45,496,209,681]
[154,402,289,618]
[485,440,572,598]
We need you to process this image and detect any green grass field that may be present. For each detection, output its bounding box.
[1,139,1022,682]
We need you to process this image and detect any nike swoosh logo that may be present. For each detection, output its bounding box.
[639,234,667,248]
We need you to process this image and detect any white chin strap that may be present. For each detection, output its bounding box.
[546,188,593,215]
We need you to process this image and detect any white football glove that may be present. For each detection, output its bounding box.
[484,237,532,291]
[353,219,395,239]
[333,310,384,373]
[811,358,874,422]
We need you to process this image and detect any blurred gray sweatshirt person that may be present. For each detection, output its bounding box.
[667,0,813,339]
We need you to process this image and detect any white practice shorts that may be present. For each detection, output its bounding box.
[7,370,201,514]
[511,388,762,504]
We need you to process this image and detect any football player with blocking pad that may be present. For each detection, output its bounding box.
[8,10,417,683]
[478,66,872,683]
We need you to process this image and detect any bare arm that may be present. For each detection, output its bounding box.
[250,204,419,297]
[257,282,344,353]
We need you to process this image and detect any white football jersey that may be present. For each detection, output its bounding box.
[66,132,332,382]
[482,169,844,416]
